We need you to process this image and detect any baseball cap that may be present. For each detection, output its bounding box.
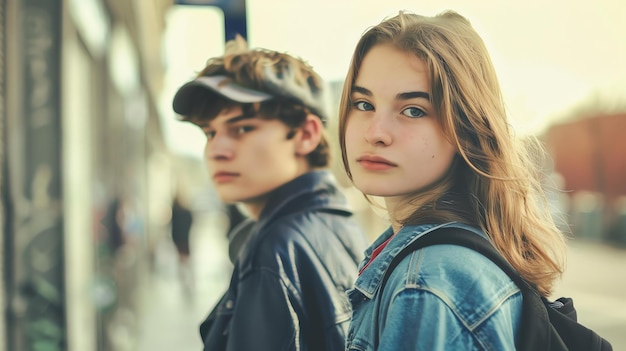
[172,75,273,115]
[172,46,329,124]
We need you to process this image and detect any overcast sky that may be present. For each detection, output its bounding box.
[160,0,626,157]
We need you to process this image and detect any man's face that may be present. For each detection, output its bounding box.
[197,106,304,209]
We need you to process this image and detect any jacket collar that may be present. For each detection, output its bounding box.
[354,222,485,299]
[354,224,436,299]
[257,170,352,226]
[236,170,353,272]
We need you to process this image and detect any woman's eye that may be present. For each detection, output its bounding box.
[353,101,374,111]
[401,107,425,118]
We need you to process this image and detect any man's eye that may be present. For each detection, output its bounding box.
[204,130,216,139]
[353,101,374,111]
[401,107,425,118]
[235,126,254,134]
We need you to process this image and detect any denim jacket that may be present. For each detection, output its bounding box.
[346,222,522,351]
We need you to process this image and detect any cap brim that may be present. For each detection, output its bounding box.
[172,75,273,115]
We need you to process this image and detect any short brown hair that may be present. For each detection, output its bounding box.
[176,36,331,168]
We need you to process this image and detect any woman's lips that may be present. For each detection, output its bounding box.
[356,155,397,171]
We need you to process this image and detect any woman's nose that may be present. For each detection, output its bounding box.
[363,113,392,146]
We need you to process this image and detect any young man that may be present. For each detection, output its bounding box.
[172,36,367,351]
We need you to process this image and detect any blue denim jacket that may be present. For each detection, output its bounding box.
[346,222,522,351]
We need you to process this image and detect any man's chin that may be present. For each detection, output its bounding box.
[219,192,270,206]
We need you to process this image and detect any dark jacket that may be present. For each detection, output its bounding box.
[200,170,367,351]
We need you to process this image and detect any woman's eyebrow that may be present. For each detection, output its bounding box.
[351,85,372,96]
[352,86,430,101]
[397,91,430,101]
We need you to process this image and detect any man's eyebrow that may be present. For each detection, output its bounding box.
[192,114,255,128]
[224,114,256,124]
[191,119,210,128]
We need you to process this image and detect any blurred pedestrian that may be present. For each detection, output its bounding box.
[338,10,568,350]
[101,196,126,255]
[172,35,368,350]
[170,193,194,293]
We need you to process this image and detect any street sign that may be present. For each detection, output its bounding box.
[175,0,247,41]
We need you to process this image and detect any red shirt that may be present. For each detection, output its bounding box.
[359,235,394,275]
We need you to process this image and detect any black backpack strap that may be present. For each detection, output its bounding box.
[380,226,529,295]
[377,226,558,351]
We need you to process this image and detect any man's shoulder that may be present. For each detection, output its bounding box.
[258,209,352,248]
[248,209,363,267]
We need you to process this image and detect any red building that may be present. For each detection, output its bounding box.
[544,113,626,242]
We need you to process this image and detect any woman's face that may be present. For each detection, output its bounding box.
[345,44,456,202]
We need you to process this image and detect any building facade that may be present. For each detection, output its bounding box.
[1,0,174,350]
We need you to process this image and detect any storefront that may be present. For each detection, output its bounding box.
[2,0,170,350]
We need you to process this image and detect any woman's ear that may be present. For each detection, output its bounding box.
[295,114,323,156]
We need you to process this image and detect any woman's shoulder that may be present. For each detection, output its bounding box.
[390,243,519,292]
[418,244,516,290]
[386,243,521,322]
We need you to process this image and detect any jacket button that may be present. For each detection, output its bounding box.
[225,300,234,309]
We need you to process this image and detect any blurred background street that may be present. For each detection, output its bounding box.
[2,0,626,351]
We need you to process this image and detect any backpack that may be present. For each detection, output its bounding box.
[380,226,613,351]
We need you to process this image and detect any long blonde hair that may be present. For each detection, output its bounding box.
[338,10,567,296]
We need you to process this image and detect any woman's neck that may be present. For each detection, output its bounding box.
[385,196,426,234]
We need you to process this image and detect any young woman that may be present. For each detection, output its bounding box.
[338,10,568,350]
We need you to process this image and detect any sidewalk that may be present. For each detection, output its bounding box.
[136,268,206,350]
[137,211,232,351]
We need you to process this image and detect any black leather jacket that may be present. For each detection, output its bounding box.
[200,170,367,351]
